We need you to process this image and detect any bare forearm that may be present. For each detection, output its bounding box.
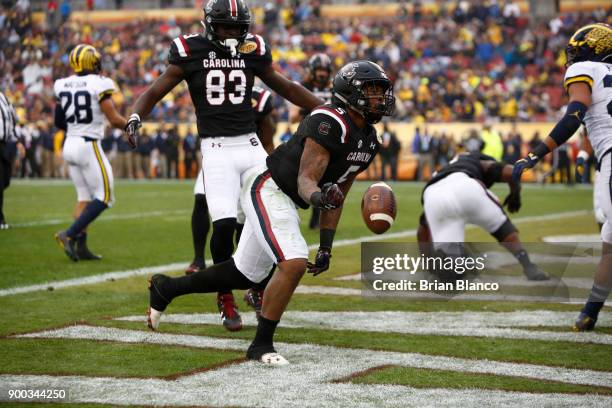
[132,88,164,119]
[297,174,320,204]
[319,207,342,230]
[277,81,323,111]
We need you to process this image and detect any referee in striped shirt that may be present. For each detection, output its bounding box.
[0,91,18,230]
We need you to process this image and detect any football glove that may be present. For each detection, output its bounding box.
[319,183,344,210]
[307,247,331,276]
[511,153,539,182]
[503,191,521,213]
[125,113,142,149]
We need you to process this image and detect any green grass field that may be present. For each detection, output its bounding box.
[0,180,610,407]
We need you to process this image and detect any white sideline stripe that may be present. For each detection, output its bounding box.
[7,325,612,407]
[0,263,186,297]
[0,210,595,297]
[117,311,612,345]
[12,209,190,228]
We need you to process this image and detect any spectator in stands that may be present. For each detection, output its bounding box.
[480,121,503,161]
[154,127,167,179]
[379,122,401,181]
[165,126,180,179]
[183,129,197,179]
[134,128,154,179]
[40,121,55,178]
[417,128,435,181]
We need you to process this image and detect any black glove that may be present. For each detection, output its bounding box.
[310,183,344,210]
[125,113,142,149]
[307,247,331,276]
[503,191,521,213]
[512,153,539,182]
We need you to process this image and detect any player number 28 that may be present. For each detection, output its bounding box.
[205,69,246,105]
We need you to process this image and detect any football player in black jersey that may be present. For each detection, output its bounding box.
[146,60,395,365]
[126,0,323,332]
[417,152,548,280]
[290,53,334,230]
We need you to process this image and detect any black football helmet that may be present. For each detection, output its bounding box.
[202,0,251,51]
[307,53,332,87]
[332,60,395,124]
[565,23,612,66]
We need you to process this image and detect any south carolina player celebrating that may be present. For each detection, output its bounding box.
[513,23,612,331]
[126,0,322,331]
[54,44,127,261]
[146,61,395,364]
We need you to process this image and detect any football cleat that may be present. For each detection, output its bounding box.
[185,260,205,275]
[572,312,596,332]
[55,231,78,262]
[260,352,289,366]
[147,307,163,331]
[217,292,242,331]
[523,265,549,281]
[0,221,9,230]
[243,288,264,320]
[147,274,173,330]
[246,343,288,365]
[76,242,102,261]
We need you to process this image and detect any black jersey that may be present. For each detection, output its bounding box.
[267,103,380,209]
[168,33,272,138]
[422,152,499,201]
[251,86,273,123]
[298,82,332,118]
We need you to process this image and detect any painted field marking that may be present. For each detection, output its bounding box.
[12,209,190,228]
[6,325,611,407]
[117,310,612,345]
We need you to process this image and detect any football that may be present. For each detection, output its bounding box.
[361,182,397,234]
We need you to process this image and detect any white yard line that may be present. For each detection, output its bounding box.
[0,210,597,298]
[116,311,612,345]
[12,209,190,228]
[6,325,611,407]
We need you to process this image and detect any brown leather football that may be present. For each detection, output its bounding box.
[361,182,397,234]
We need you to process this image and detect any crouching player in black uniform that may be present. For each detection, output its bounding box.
[146,61,395,364]
[417,152,549,280]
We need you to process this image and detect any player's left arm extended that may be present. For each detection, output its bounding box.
[483,160,522,213]
[512,82,592,180]
[259,66,324,111]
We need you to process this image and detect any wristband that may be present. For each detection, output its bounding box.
[309,191,322,208]
[531,143,550,159]
[320,228,335,250]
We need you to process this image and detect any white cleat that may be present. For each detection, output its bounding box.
[260,352,289,366]
[147,307,163,331]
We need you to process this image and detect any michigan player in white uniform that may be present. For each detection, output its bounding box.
[54,44,127,261]
[513,23,612,331]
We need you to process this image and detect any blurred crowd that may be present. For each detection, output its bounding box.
[1,0,610,181]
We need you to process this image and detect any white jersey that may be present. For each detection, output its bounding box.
[53,74,116,140]
[564,61,612,161]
